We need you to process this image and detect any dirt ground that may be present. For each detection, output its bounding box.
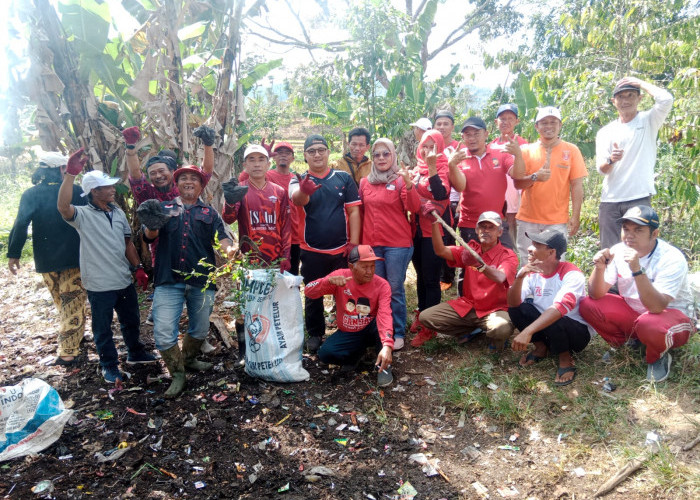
[1,266,698,500]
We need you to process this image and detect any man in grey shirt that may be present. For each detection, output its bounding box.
[58,148,157,384]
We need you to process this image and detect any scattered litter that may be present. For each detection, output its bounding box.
[318,404,339,413]
[307,466,334,476]
[31,480,54,495]
[529,430,541,441]
[146,375,163,384]
[603,380,617,392]
[334,438,348,447]
[58,454,73,460]
[328,417,338,426]
[397,481,418,499]
[93,410,114,420]
[377,470,385,477]
[392,385,406,392]
[557,433,567,444]
[356,414,368,424]
[645,431,661,452]
[274,414,291,426]
[458,411,466,428]
[497,485,519,497]
[126,407,146,416]
[305,474,321,483]
[277,482,289,492]
[248,396,259,405]
[348,425,361,433]
[194,481,206,489]
[212,393,228,402]
[487,382,499,391]
[573,467,586,477]
[425,378,437,386]
[509,433,519,442]
[418,426,437,443]
[150,436,164,452]
[183,415,197,428]
[336,423,347,431]
[95,446,129,463]
[248,474,258,484]
[461,446,481,461]
[472,481,489,498]
[498,445,520,451]
[148,416,163,430]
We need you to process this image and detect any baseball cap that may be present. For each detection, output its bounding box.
[618,205,659,229]
[273,141,294,153]
[496,103,519,118]
[304,134,328,151]
[535,106,562,123]
[348,245,384,263]
[410,118,433,131]
[244,144,269,159]
[526,229,567,257]
[146,155,178,172]
[477,211,502,227]
[39,152,69,168]
[461,116,487,132]
[81,170,120,196]
[613,82,640,96]
[435,109,454,123]
[173,165,204,183]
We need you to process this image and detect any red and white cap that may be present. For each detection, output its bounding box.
[348,245,384,263]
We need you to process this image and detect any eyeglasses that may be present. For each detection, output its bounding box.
[305,148,328,156]
[373,152,391,159]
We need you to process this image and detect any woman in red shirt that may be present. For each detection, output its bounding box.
[360,138,420,350]
[409,130,452,346]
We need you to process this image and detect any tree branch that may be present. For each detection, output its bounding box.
[411,0,429,21]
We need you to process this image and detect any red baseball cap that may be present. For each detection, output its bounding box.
[173,165,204,183]
[273,141,294,153]
[348,245,384,263]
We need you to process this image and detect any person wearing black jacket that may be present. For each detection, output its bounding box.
[7,152,87,365]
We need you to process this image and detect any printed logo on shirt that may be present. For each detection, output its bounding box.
[386,184,396,191]
[344,288,353,296]
[201,207,210,215]
[492,159,500,169]
[562,151,570,161]
[268,196,278,203]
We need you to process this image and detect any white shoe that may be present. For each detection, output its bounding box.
[200,339,216,354]
[393,337,405,351]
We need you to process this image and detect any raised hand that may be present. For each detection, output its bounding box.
[504,136,522,157]
[295,173,322,196]
[222,177,249,204]
[448,148,467,168]
[122,127,141,146]
[66,148,88,176]
[136,199,171,230]
[261,137,276,157]
[193,125,217,146]
[398,161,412,187]
[592,248,613,269]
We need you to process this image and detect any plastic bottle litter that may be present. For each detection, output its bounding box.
[31,480,54,495]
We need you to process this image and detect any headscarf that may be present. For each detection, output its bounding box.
[415,129,448,175]
[146,155,178,172]
[367,138,399,185]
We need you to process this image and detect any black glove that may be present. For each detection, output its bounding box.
[222,178,249,205]
[193,125,217,146]
[137,199,170,230]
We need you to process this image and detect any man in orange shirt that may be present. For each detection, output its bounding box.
[508,107,587,263]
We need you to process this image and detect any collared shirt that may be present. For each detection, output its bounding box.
[359,176,421,248]
[519,261,588,325]
[333,153,372,186]
[456,145,514,228]
[129,172,212,205]
[446,241,518,317]
[151,197,231,289]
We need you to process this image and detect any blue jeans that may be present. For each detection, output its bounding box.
[87,285,144,369]
[373,246,413,339]
[152,283,215,350]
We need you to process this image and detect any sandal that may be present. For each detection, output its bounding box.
[518,351,545,367]
[554,366,577,386]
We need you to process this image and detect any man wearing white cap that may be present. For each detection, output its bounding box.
[58,148,157,384]
[508,106,588,263]
[7,152,87,366]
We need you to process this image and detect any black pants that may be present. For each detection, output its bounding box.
[300,250,347,338]
[440,201,459,284]
[411,233,444,312]
[508,302,590,355]
[290,244,301,275]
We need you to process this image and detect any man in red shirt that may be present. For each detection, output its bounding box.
[419,211,518,351]
[304,245,394,386]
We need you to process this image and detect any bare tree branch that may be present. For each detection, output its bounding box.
[245,19,350,52]
[284,0,318,63]
[411,0,429,21]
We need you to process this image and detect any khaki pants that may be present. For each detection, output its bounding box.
[42,268,86,357]
[420,304,513,348]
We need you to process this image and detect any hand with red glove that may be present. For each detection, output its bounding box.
[66,148,88,176]
[420,200,439,223]
[295,173,322,196]
[279,259,291,273]
[261,137,276,158]
[133,267,148,291]
[122,127,141,147]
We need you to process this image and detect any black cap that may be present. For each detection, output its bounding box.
[613,82,640,96]
[496,103,518,118]
[461,116,487,132]
[618,205,659,229]
[304,134,328,151]
[526,229,567,258]
[435,109,454,123]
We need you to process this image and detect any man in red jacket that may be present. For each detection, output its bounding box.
[304,245,394,386]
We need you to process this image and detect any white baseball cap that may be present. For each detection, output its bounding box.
[244,144,269,159]
[81,170,120,196]
[535,106,562,123]
[410,118,433,131]
[39,152,69,168]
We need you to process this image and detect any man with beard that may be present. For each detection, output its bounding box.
[419,212,517,353]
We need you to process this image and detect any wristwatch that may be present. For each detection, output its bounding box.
[130,264,144,272]
[631,268,645,277]
[530,172,538,182]
[476,264,487,273]
[606,156,613,165]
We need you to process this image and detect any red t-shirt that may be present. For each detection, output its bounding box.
[222,180,291,265]
[455,146,514,228]
[446,241,518,317]
[359,177,421,248]
[304,269,394,348]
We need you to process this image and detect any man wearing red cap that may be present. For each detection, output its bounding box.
[142,165,236,398]
[304,245,394,387]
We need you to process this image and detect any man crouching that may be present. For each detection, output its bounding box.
[304,245,394,386]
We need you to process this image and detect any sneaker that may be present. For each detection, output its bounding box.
[393,337,405,351]
[307,336,323,353]
[145,311,154,326]
[409,311,422,333]
[411,328,437,347]
[126,350,159,365]
[101,365,127,384]
[377,366,393,387]
[647,352,672,382]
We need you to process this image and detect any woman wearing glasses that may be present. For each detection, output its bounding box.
[359,138,420,350]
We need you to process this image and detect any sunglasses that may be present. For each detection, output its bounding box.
[373,151,391,159]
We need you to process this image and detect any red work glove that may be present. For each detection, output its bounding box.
[279,259,291,273]
[133,268,148,291]
[343,243,358,259]
[261,137,276,158]
[122,126,141,145]
[66,148,88,176]
[420,201,439,223]
[295,173,322,196]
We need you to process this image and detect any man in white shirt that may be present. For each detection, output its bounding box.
[580,206,695,382]
[595,77,673,249]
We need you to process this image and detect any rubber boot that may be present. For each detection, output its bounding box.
[159,345,186,398]
[234,322,246,370]
[182,335,213,371]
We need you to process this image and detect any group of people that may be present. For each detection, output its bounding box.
[7,76,695,392]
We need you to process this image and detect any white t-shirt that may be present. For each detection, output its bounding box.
[605,238,693,317]
[520,261,589,326]
[595,89,673,202]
